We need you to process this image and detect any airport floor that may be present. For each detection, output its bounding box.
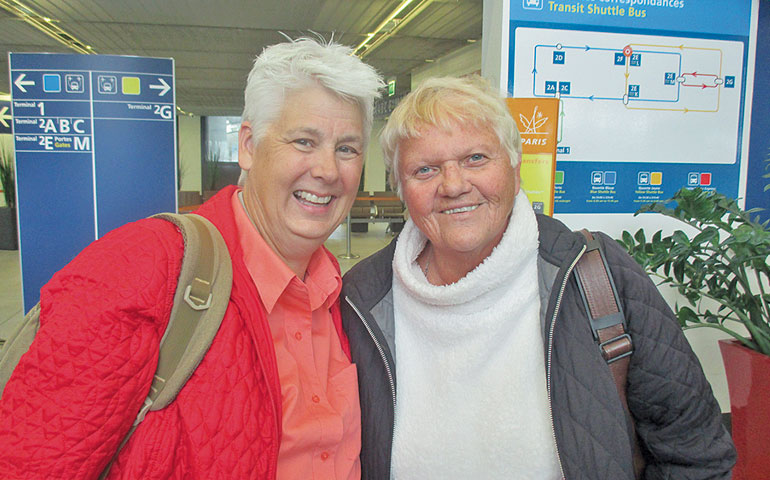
[0,222,396,344]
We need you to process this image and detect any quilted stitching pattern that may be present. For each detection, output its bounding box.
[552,285,633,479]
[543,219,734,479]
[0,188,287,480]
[602,235,734,479]
[0,218,182,479]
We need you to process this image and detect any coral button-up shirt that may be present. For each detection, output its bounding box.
[232,191,361,480]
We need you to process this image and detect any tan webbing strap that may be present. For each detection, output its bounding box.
[147,213,231,411]
[99,213,231,479]
[575,229,645,479]
[0,304,41,398]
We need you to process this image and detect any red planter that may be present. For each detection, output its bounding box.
[719,339,770,480]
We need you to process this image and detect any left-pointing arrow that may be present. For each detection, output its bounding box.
[0,106,10,128]
[149,78,171,96]
[14,73,35,93]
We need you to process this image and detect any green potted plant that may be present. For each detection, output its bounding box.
[619,186,769,480]
[0,142,17,250]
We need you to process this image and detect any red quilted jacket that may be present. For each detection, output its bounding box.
[0,186,351,479]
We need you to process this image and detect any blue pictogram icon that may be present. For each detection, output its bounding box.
[523,0,543,10]
[43,74,61,93]
[98,75,117,94]
[65,74,84,93]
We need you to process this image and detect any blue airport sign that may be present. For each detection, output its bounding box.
[9,53,177,311]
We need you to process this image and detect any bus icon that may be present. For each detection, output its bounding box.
[524,0,543,10]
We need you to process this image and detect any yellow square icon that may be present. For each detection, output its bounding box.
[650,172,662,185]
[122,77,141,95]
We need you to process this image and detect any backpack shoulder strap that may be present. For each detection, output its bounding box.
[0,303,41,398]
[101,212,232,478]
[143,213,232,413]
[574,229,633,366]
[573,229,645,478]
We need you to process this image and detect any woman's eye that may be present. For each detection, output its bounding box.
[337,145,359,156]
[294,138,312,148]
[468,153,485,162]
[416,166,434,176]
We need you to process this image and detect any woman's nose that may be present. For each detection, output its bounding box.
[438,164,471,197]
[310,148,340,182]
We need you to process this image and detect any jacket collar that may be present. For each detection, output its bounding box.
[342,214,586,303]
[341,234,398,312]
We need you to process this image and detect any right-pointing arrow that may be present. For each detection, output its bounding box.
[149,78,171,96]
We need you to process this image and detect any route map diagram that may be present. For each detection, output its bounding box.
[512,27,744,167]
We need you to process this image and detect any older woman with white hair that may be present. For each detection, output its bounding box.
[0,38,383,479]
[341,76,735,479]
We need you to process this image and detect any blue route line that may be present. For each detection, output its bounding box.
[531,43,686,103]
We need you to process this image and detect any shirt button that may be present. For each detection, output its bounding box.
[312,394,320,403]
[294,331,302,341]
[321,452,330,461]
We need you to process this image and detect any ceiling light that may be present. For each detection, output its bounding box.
[0,0,95,54]
[353,0,414,56]
[355,0,436,59]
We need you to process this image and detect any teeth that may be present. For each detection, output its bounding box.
[295,191,332,205]
[442,205,479,214]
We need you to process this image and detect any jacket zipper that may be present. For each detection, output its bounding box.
[344,296,397,451]
[546,245,586,480]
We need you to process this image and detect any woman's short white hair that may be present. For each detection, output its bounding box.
[241,36,384,150]
[379,75,522,195]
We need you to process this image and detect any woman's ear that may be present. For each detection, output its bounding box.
[238,122,255,171]
[512,161,522,196]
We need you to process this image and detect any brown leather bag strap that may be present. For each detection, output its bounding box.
[574,229,645,479]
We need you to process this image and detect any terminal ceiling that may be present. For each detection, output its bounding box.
[0,0,483,116]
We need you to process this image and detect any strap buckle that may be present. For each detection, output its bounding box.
[599,333,634,364]
[183,278,212,310]
[133,397,153,426]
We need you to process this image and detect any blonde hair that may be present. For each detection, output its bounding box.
[379,75,522,195]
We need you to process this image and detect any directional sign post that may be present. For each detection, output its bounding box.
[9,53,177,311]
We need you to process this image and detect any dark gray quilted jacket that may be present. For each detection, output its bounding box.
[341,214,735,479]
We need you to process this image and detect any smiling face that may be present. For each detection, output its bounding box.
[397,122,520,265]
[238,84,364,271]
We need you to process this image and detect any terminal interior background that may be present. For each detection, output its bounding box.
[0,0,769,415]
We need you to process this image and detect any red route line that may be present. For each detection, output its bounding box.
[681,83,719,89]
[682,72,718,78]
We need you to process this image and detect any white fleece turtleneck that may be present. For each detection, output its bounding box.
[390,191,561,479]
